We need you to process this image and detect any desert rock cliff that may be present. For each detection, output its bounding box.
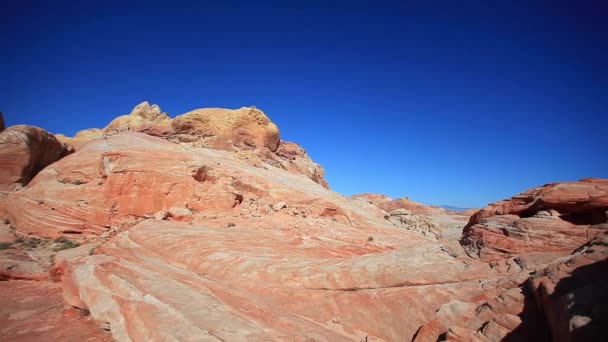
[0,102,606,341]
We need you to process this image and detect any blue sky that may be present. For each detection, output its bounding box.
[2,1,607,207]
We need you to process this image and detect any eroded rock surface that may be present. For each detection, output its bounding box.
[461,178,608,261]
[0,125,73,191]
[528,234,608,342]
[1,133,346,239]
[1,131,516,341]
[387,209,442,239]
[351,193,472,241]
[57,220,507,341]
[416,233,608,342]
[1,106,606,342]
[0,280,111,341]
[56,102,329,187]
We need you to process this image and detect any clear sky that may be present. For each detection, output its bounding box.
[2,1,607,208]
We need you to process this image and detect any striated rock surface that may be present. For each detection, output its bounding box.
[415,233,608,342]
[351,193,473,241]
[0,125,74,191]
[2,103,607,342]
[528,234,608,342]
[57,102,329,187]
[0,280,111,341]
[1,132,335,239]
[460,178,608,261]
[387,209,442,239]
[57,219,508,341]
[1,131,516,341]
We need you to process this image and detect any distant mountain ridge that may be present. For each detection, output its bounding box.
[439,205,473,212]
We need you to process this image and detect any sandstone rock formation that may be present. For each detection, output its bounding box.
[415,233,608,342]
[461,178,608,261]
[0,125,74,191]
[56,102,329,188]
[387,208,442,239]
[351,193,472,241]
[1,104,606,342]
[351,193,393,206]
[0,132,336,239]
[56,219,507,341]
[104,101,171,133]
[528,233,608,342]
[0,112,5,132]
[379,196,435,215]
[0,131,506,341]
[56,128,104,150]
[170,106,279,151]
[0,280,111,341]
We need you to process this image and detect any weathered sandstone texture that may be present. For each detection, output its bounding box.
[461,178,608,261]
[1,102,606,341]
[56,102,329,188]
[415,233,608,341]
[0,125,73,191]
[0,280,111,341]
[351,193,472,241]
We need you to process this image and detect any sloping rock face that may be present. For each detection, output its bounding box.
[57,102,329,188]
[0,280,111,341]
[0,133,334,239]
[57,219,507,341]
[0,112,5,132]
[528,234,608,342]
[2,108,606,341]
[351,193,472,241]
[2,131,521,341]
[415,233,608,342]
[351,193,393,206]
[379,197,435,215]
[56,128,104,150]
[0,125,74,191]
[460,178,608,261]
[387,209,442,239]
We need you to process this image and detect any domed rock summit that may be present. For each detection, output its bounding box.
[0,102,606,341]
[55,102,328,189]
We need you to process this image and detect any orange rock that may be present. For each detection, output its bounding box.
[350,193,393,206]
[379,196,435,215]
[461,178,608,261]
[55,102,330,187]
[56,128,104,150]
[0,125,73,191]
[0,132,349,239]
[2,105,607,341]
[0,129,516,341]
[0,248,49,281]
[60,219,505,341]
[0,280,111,341]
[104,101,171,132]
[171,106,280,152]
[528,233,608,341]
[417,233,608,341]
